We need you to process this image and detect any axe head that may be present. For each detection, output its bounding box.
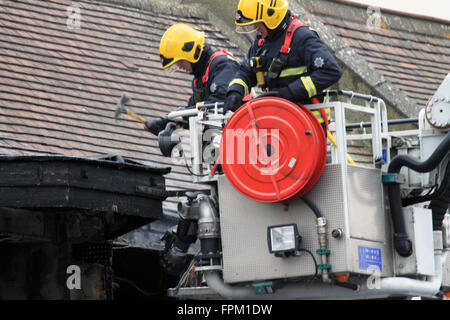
[114,94,131,121]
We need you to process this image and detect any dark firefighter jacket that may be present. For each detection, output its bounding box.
[228,12,342,121]
[188,45,240,107]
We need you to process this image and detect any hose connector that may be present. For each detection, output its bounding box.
[196,196,222,271]
[316,217,331,283]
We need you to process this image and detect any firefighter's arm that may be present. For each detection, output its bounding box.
[224,49,258,112]
[287,29,342,101]
[227,43,259,97]
[187,93,195,108]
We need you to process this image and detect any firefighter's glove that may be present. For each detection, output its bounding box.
[274,86,295,101]
[145,117,170,136]
[223,91,243,114]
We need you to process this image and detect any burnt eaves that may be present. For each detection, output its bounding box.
[0,154,169,216]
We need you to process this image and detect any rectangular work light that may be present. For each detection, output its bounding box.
[267,224,300,256]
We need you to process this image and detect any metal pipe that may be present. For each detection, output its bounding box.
[168,102,224,120]
[346,118,418,131]
[203,251,448,299]
[377,251,447,297]
[198,196,220,240]
[324,90,379,102]
[204,271,254,299]
[197,196,222,268]
[317,217,331,284]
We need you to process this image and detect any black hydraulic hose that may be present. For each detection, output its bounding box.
[402,161,450,207]
[388,132,450,173]
[429,177,450,230]
[301,196,323,218]
[387,132,450,257]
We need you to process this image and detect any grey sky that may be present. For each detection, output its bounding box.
[345,0,450,21]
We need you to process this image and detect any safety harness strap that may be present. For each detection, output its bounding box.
[201,49,231,84]
[280,15,307,54]
[256,14,306,50]
[193,50,231,88]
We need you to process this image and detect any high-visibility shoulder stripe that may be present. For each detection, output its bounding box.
[226,55,238,62]
[229,78,249,97]
[279,66,307,78]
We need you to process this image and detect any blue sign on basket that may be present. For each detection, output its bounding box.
[358,245,382,271]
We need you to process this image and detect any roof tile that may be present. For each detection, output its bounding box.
[0,0,245,197]
[303,0,450,111]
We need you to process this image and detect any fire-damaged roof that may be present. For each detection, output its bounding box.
[0,0,244,212]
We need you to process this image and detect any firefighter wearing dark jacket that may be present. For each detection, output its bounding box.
[224,0,342,129]
[147,23,240,136]
[154,24,240,276]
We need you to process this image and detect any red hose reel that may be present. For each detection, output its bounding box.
[220,97,327,203]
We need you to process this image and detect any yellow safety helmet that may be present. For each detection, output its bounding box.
[235,0,289,32]
[159,23,205,69]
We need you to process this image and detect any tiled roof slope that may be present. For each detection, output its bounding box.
[296,0,450,117]
[0,0,243,210]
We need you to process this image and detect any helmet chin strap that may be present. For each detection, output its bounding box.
[192,45,212,77]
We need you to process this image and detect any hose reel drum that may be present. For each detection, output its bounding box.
[220,97,327,203]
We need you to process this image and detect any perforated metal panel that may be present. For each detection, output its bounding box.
[218,164,393,283]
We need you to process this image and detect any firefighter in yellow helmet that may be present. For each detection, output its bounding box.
[155,24,241,276]
[146,23,239,137]
[159,23,205,74]
[225,0,342,134]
